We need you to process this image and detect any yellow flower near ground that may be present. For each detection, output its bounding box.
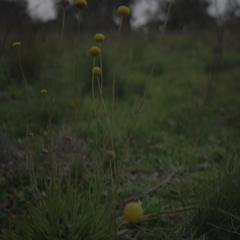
[123,202,143,223]
[117,6,130,16]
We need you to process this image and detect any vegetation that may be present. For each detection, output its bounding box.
[0,0,240,239]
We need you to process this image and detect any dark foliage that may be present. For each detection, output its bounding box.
[224,0,240,29]
[161,0,214,31]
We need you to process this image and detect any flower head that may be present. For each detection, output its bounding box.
[75,0,87,9]
[94,33,105,43]
[40,89,47,94]
[65,136,72,141]
[117,6,130,16]
[42,148,49,154]
[89,46,100,57]
[123,202,143,223]
[13,42,21,47]
[29,132,35,138]
[59,0,70,8]
[92,67,102,76]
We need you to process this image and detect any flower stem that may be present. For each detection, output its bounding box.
[115,0,173,195]
[15,47,29,167]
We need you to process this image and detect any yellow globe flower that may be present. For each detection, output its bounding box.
[94,33,105,43]
[89,46,101,56]
[40,89,47,94]
[75,0,87,9]
[117,6,130,16]
[29,132,35,138]
[59,0,70,8]
[123,202,143,223]
[92,67,102,76]
[13,42,21,47]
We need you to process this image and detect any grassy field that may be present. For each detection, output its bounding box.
[0,28,240,239]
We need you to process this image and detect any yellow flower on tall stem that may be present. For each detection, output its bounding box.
[94,33,105,43]
[13,42,21,47]
[75,0,87,9]
[92,67,102,76]
[89,46,101,56]
[59,0,70,8]
[117,6,130,16]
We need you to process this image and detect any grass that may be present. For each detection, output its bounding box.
[0,6,240,239]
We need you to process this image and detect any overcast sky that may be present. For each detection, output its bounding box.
[26,0,231,27]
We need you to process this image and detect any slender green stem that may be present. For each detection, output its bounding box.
[92,58,98,158]
[15,47,29,166]
[97,43,107,167]
[114,0,173,194]
[74,10,82,134]
[117,17,123,37]
[97,76,116,215]
[99,43,103,91]
[97,76,113,152]
[48,6,66,190]
[43,95,49,122]
[49,7,66,134]
[111,16,124,137]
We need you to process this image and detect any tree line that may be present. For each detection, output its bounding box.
[0,0,239,35]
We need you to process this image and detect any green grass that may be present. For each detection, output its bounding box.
[0,29,240,239]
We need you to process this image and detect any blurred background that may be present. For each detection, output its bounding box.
[0,0,240,140]
[1,0,240,39]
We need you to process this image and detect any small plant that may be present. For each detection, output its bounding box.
[9,41,42,84]
[1,181,116,240]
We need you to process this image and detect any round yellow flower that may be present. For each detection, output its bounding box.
[123,202,143,223]
[13,42,21,47]
[75,0,87,9]
[59,0,70,8]
[29,132,35,138]
[40,89,47,94]
[117,6,130,16]
[92,67,102,76]
[94,33,105,43]
[89,46,100,56]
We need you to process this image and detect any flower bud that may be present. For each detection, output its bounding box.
[59,0,70,8]
[13,42,21,47]
[89,46,100,57]
[94,33,105,43]
[117,6,130,16]
[75,0,87,9]
[92,67,102,76]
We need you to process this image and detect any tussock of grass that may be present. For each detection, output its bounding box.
[190,154,240,239]
[1,182,117,240]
